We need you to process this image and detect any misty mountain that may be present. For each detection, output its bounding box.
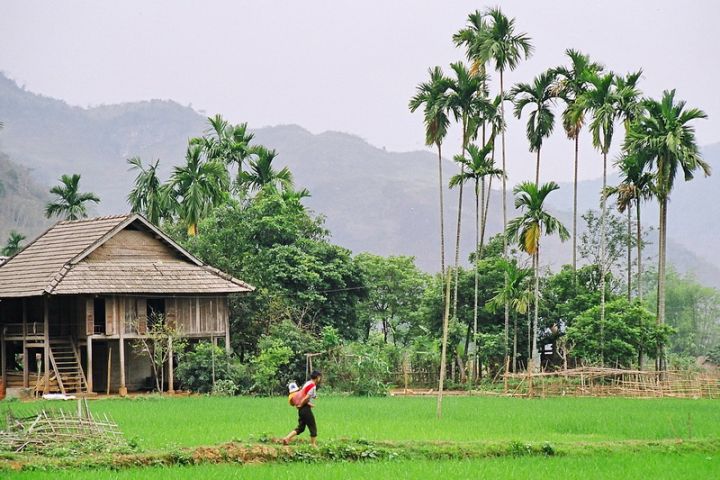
[1,72,718,287]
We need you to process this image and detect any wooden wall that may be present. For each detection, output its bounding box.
[83,295,228,336]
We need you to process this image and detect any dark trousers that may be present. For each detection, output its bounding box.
[294,404,317,437]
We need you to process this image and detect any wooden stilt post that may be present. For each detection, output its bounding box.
[118,338,127,397]
[167,337,174,394]
[86,337,93,393]
[22,299,28,388]
[224,299,231,354]
[1,330,6,388]
[43,296,49,394]
[106,346,112,396]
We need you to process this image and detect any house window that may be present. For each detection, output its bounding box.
[93,298,105,334]
[147,299,165,328]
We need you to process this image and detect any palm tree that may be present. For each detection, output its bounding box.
[511,70,557,185]
[446,62,486,328]
[487,258,532,372]
[553,50,604,277]
[614,71,643,132]
[450,141,503,380]
[409,67,453,416]
[191,115,255,186]
[238,146,294,193]
[624,90,710,370]
[45,174,100,221]
[409,66,452,274]
[2,231,26,256]
[474,7,532,378]
[507,182,569,371]
[606,154,654,301]
[127,157,171,225]
[577,72,618,365]
[170,145,230,236]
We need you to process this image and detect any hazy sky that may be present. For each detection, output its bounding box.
[2,0,718,183]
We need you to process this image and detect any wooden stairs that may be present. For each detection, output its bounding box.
[48,338,88,395]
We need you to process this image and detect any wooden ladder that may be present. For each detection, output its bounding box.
[48,338,88,395]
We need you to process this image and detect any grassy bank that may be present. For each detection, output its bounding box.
[4,451,719,480]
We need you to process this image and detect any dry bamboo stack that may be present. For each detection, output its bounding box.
[0,399,124,452]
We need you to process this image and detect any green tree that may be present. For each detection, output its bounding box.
[355,253,429,345]
[237,145,294,194]
[625,90,710,370]
[474,6,533,381]
[127,157,171,225]
[507,181,569,371]
[169,145,230,236]
[450,141,503,376]
[511,70,557,185]
[45,173,100,221]
[2,230,26,256]
[185,190,365,350]
[606,154,654,301]
[487,258,532,371]
[565,298,668,368]
[578,71,619,364]
[409,66,452,274]
[553,50,604,276]
[191,115,255,187]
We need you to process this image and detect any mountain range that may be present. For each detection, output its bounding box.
[1,72,718,287]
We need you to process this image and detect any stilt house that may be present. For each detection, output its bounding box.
[0,214,253,396]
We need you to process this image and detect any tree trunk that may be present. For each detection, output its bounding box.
[636,198,643,302]
[437,268,452,418]
[479,149,495,255]
[572,134,579,280]
[513,313,518,373]
[473,179,480,382]
[437,143,446,276]
[657,195,668,371]
[500,70,510,386]
[599,151,608,366]
[627,206,632,301]
[452,117,468,323]
[535,147,541,187]
[533,249,541,372]
[527,299,532,368]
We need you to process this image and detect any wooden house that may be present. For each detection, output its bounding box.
[0,214,253,396]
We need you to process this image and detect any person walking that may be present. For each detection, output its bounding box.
[283,370,322,447]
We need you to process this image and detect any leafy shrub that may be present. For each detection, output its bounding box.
[251,339,293,395]
[707,345,720,365]
[212,379,239,396]
[176,342,236,393]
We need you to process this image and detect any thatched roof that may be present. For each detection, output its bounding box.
[0,214,253,298]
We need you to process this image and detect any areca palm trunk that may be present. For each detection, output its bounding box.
[627,206,632,301]
[479,150,496,255]
[572,134,579,280]
[657,194,668,371]
[452,118,468,323]
[500,70,511,386]
[437,143,447,276]
[636,198,643,302]
[600,152,608,366]
[513,314,518,373]
[533,248,541,372]
[473,178,480,382]
[437,268,452,417]
[535,147,541,186]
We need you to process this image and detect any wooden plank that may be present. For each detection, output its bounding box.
[136,298,147,334]
[105,297,115,335]
[85,298,94,336]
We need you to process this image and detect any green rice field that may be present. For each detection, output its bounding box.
[1,395,719,478]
